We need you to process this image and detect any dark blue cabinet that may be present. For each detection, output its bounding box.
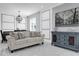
[52,32,79,52]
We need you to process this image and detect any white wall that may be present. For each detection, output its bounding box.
[53,3,79,32]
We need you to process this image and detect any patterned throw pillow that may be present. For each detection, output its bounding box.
[14,32,19,40]
[9,32,15,37]
[17,32,23,39]
[9,32,25,40]
[21,32,26,38]
[10,31,31,40]
[10,32,19,40]
[17,32,29,39]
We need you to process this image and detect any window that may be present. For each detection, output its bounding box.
[2,14,26,31]
[16,17,26,30]
[2,14,15,31]
[30,17,36,31]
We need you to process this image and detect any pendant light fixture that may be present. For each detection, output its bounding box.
[16,11,22,23]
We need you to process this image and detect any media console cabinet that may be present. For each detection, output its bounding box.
[52,31,79,52]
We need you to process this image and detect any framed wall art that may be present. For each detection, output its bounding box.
[55,7,79,27]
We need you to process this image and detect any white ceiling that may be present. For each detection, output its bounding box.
[0,3,62,16]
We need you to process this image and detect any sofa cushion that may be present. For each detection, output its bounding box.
[21,31,30,38]
[30,32,41,37]
[9,32,19,40]
[17,31,30,39]
[16,38,28,45]
[9,31,30,40]
[9,32,15,37]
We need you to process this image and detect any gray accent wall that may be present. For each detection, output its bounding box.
[53,3,79,32]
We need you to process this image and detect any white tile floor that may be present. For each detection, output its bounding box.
[0,40,79,56]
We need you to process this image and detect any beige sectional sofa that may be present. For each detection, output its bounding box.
[6,31,44,53]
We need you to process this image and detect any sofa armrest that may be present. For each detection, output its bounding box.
[6,35,15,40]
[6,35,16,50]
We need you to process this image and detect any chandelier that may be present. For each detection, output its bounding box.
[16,11,22,23]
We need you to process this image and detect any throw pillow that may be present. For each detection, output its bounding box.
[13,32,19,40]
[17,32,26,39]
[9,32,15,37]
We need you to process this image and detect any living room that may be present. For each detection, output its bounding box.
[1,3,79,56]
